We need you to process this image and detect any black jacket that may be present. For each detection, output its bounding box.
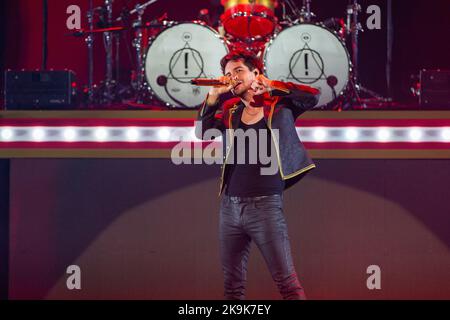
[195,83,321,196]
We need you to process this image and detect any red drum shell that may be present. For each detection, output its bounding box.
[221,0,278,39]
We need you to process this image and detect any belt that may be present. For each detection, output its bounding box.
[226,194,282,203]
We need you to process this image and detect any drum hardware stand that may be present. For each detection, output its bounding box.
[115,26,121,88]
[83,0,116,106]
[133,4,146,104]
[102,0,115,104]
[71,2,108,107]
[85,0,95,107]
[346,0,363,85]
[343,0,391,110]
[79,1,108,107]
[280,0,312,24]
[75,1,137,108]
[112,21,134,104]
[125,0,159,104]
[299,0,315,22]
[279,1,292,26]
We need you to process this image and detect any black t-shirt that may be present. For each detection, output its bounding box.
[225,117,285,197]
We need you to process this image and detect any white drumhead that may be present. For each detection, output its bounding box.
[145,23,229,108]
[264,24,350,108]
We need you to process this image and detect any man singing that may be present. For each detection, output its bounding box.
[195,50,320,300]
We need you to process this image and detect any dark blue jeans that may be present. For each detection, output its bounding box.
[219,194,306,300]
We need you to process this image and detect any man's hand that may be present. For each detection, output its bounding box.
[206,76,234,106]
[249,75,274,107]
[250,74,273,96]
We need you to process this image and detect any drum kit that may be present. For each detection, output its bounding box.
[72,0,390,110]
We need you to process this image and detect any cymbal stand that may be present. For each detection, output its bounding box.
[130,0,159,104]
[85,0,95,106]
[344,0,391,109]
[132,5,146,104]
[103,0,115,104]
[300,0,315,22]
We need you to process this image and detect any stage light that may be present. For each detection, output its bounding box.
[313,128,327,141]
[441,128,450,141]
[94,127,108,141]
[32,128,45,141]
[345,128,359,141]
[126,127,140,141]
[0,128,13,141]
[377,128,391,142]
[158,128,171,141]
[63,128,77,141]
[409,128,423,142]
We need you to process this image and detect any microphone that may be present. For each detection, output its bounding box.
[191,78,237,87]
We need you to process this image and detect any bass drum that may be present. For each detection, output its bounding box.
[264,23,351,108]
[145,22,229,108]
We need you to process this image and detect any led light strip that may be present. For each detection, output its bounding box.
[0,127,198,143]
[297,127,450,143]
[0,126,450,143]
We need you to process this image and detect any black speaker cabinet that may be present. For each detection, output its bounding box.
[420,69,450,107]
[4,70,77,110]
